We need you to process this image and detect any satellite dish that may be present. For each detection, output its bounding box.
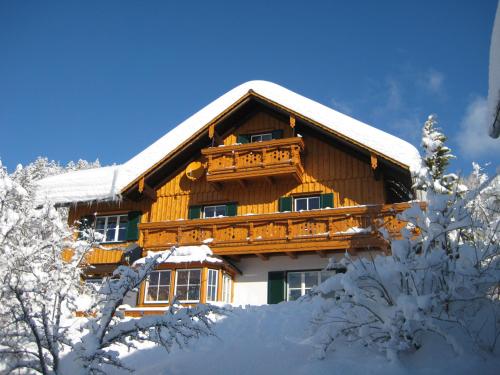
[185,161,205,181]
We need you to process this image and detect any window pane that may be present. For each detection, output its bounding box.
[157,286,170,301]
[295,198,307,211]
[149,271,159,286]
[261,133,272,141]
[159,271,171,286]
[105,216,117,241]
[308,197,320,210]
[204,206,215,218]
[189,270,201,284]
[304,271,318,288]
[287,272,301,288]
[146,287,158,301]
[320,271,336,282]
[188,285,200,301]
[214,206,226,217]
[177,271,189,285]
[117,216,128,241]
[251,135,262,142]
[176,285,188,301]
[288,289,301,301]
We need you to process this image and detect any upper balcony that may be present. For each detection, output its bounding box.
[201,137,305,185]
[140,203,415,257]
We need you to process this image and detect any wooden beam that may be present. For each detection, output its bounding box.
[255,253,269,261]
[140,182,157,201]
[370,153,378,170]
[264,176,274,185]
[316,250,326,258]
[285,251,297,259]
[289,115,296,128]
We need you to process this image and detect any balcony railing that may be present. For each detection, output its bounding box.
[201,137,305,184]
[140,203,415,255]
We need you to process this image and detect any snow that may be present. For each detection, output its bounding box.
[488,1,500,138]
[74,299,499,375]
[133,245,222,265]
[35,81,421,205]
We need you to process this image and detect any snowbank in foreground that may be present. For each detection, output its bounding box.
[76,298,499,375]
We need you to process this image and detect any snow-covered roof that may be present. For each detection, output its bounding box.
[488,1,500,138]
[36,80,421,205]
[133,245,222,266]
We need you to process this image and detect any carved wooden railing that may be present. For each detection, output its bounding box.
[201,137,305,183]
[140,203,416,255]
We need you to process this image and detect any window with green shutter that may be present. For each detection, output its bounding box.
[320,193,334,209]
[278,196,292,212]
[268,271,285,304]
[271,129,283,140]
[126,211,142,241]
[188,206,202,219]
[226,202,237,217]
[237,134,250,144]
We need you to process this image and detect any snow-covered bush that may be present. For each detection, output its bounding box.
[311,116,500,360]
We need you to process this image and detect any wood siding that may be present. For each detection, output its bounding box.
[150,111,384,222]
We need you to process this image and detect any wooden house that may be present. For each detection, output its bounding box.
[36,81,421,314]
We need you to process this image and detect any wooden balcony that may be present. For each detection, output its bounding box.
[140,203,415,256]
[201,137,305,184]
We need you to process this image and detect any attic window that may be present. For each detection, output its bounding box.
[250,133,273,143]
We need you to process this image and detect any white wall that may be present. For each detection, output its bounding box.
[233,253,343,306]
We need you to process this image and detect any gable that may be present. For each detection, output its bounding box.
[36,81,420,205]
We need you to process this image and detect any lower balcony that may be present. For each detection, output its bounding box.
[140,203,414,257]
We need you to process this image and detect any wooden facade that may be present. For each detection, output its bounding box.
[67,100,416,309]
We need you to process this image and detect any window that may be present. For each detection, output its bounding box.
[222,273,232,303]
[203,205,227,218]
[250,133,273,143]
[175,269,201,302]
[206,269,219,302]
[95,215,128,242]
[294,196,320,211]
[145,270,171,303]
[286,270,336,301]
[84,278,104,292]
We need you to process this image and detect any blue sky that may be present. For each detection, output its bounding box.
[1,0,498,176]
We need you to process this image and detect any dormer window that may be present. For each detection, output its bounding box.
[250,133,273,143]
[95,214,128,242]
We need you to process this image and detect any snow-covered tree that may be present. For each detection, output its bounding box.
[0,160,94,374]
[10,157,100,194]
[0,159,220,374]
[311,118,500,361]
[74,251,221,374]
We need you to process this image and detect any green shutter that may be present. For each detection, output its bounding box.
[278,196,292,212]
[188,206,201,220]
[320,193,334,209]
[126,211,142,241]
[237,134,250,144]
[226,202,237,217]
[268,271,286,304]
[78,215,94,239]
[271,129,284,140]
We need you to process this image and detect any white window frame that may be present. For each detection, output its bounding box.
[222,273,232,303]
[294,195,320,212]
[203,205,227,218]
[144,270,171,304]
[250,133,273,143]
[286,270,336,301]
[95,214,128,243]
[206,269,219,302]
[175,269,202,303]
